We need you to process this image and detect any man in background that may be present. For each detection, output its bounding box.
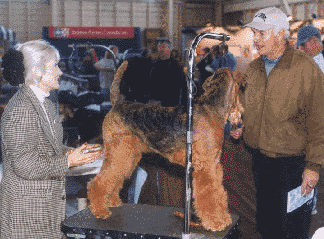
[153,37,187,107]
[86,42,98,62]
[206,44,237,73]
[297,24,324,216]
[236,7,324,239]
[109,45,121,69]
[297,25,324,73]
[196,47,213,98]
[95,50,115,101]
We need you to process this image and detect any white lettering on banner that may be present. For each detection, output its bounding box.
[70,29,130,36]
[72,31,87,35]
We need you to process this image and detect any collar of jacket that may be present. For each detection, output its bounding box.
[249,45,295,74]
[20,84,58,148]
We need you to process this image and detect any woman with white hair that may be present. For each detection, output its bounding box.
[0,40,103,238]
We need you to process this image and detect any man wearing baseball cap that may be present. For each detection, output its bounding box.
[297,25,324,74]
[297,25,323,218]
[233,7,324,239]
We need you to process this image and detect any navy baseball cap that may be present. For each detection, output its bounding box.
[296,25,321,47]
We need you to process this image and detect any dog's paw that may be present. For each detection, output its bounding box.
[88,203,112,219]
[106,196,123,208]
[201,218,228,232]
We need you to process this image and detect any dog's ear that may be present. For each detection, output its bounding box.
[202,68,227,92]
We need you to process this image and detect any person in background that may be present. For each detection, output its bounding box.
[232,7,324,239]
[196,47,213,98]
[86,42,98,62]
[170,49,182,67]
[156,37,171,60]
[297,25,324,72]
[120,39,187,107]
[155,37,187,107]
[94,50,115,101]
[208,44,237,72]
[82,52,100,92]
[297,24,324,216]
[222,45,237,71]
[0,40,103,238]
[109,45,121,69]
[141,48,150,58]
[205,45,221,73]
[148,44,159,62]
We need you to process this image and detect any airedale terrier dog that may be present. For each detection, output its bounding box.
[87,61,243,232]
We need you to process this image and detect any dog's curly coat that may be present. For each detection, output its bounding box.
[87,61,244,231]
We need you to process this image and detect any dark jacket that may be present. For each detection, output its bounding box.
[196,54,213,98]
[121,57,187,108]
[0,85,71,238]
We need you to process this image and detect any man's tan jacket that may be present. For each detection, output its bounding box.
[241,46,324,171]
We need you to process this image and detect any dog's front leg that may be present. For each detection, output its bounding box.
[190,112,232,231]
[88,134,145,219]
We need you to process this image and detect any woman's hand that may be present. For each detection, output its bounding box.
[67,143,104,168]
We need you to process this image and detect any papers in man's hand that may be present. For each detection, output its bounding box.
[84,104,101,111]
[287,186,314,213]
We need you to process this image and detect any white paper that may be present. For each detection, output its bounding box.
[287,186,314,213]
[84,104,101,111]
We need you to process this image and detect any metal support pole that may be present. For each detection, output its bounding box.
[169,0,174,49]
[182,32,231,239]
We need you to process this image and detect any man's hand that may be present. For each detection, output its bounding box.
[301,168,319,196]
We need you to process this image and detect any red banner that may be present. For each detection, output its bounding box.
[49,26,134,38]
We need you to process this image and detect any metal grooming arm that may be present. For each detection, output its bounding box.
[183,32,231,239]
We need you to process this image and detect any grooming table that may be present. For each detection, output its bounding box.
[67,158,103,177]
[62,204,240,239]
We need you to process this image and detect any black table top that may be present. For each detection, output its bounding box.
[62,203,239,238]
